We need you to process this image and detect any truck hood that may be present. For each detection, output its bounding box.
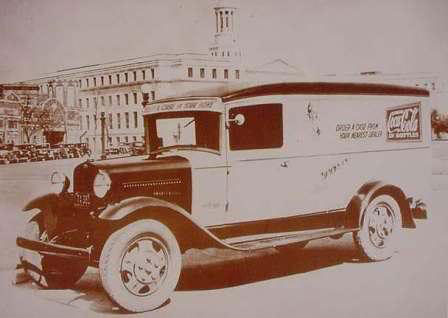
[73,155,192,212]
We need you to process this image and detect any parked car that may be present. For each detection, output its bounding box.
[9,150,28,163]
[0,150,11,164]
[17,82,430,312]
[130,141,145,156]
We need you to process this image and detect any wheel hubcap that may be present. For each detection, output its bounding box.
[120,237,168,297]
[367,204,395,248]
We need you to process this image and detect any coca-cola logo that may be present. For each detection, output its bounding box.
[386,103,421,141]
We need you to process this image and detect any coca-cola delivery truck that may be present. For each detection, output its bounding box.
[17,82,430,312]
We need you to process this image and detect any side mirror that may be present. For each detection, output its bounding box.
[227,113,245,126]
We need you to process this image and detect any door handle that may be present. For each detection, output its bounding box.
[280,161,288,168]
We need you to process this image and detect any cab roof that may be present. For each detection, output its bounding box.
[148,81,429,106]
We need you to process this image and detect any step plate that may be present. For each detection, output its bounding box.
[227,228,357,250]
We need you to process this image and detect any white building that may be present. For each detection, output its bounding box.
[21,3,305,153]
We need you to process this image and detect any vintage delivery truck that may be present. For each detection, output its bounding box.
[17,82,430,312]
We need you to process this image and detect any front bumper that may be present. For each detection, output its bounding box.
[16,236,91,261]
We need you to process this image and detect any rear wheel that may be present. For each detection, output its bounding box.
[19,216,87,288]
[99,219,181,313]
[354,195,402,261]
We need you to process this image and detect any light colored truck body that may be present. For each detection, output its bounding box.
[144,86,431,228]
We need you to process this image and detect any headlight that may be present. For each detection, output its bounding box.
[50,171,69,194]
[93,170,111,198]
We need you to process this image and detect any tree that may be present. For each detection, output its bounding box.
[20,98,66,144]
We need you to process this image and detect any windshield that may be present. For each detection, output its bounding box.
[145,111,220,154]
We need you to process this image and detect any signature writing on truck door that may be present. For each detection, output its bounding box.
[320,158,349,180]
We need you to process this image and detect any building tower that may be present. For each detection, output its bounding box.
[209,2,242,60]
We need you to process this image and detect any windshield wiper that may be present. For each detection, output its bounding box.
[183,118,196,128]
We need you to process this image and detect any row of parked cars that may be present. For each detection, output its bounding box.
[0,143,90,164]
[0,141,146,164]
[104,141,146,157]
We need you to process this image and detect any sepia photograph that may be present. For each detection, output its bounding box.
[1,0,447,317]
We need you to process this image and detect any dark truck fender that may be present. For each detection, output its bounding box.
[95,196,236,258]
[345,180,416,229]
[22,193,59,212]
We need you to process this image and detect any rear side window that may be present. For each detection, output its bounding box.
[229,103,283,150]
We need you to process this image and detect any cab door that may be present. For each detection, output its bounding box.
[225,102,287,223]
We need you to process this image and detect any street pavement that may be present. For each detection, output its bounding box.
[0,154,447,318]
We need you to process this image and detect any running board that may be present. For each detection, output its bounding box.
[226,228,357,250]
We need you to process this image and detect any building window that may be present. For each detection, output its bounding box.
[235,69,240,79]
[93,97,97,106]
[108,75,112,85]
[86,78,89,87]
[117,113,121,129]
[108,136,112,145]
[101,76,104,86]
[79,80,82,88]
[94,114,97,130]
[0,120,4,128]
[188,67,193,78]
[134,111,138,128]
[79,99,82,107]
[109,113,113,129]
[133,92,137,104]
[125,112,130,129]
[109,96,112,106]
[86,115,90,130]
[142,70,146,80]
[117,95,121,106]
[200,68,205,78]
[93,77,97,87]
[125,73,129,82]
[151,91,155,100]
[101,96,105,106]
[133,71,137,81]
[224,69,228,79]
[125,93,129,105]
[133,136,137,142]
[8,121,18,129]
[212,69,217,79]
[125,136,129,143]
[116,137,120,144]
[116,74,120,84]
[86,98,90,108]
[151,68,155,79]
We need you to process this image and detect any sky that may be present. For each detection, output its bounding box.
[1,0,447,83]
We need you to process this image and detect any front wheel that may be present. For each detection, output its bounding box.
[99,219,182,313]
[354,194,402,261]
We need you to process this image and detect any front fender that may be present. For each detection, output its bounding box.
[22,193,59,212]
[97,196,237,253]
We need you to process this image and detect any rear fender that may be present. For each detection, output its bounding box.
[345,181,415,229]
[97,196,234,254]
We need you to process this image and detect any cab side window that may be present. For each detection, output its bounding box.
[229,103,283,150]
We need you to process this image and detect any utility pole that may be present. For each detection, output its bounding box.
[100,112,106,159]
